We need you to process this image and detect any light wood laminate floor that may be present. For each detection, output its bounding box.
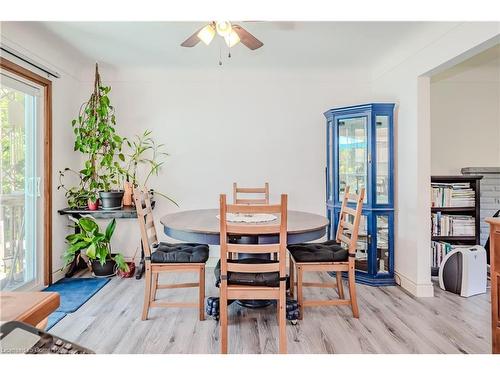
[50,269,491,354]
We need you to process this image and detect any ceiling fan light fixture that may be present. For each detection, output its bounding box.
[197,24,215,45]
[224,29,240,48]
[215,21,232,37]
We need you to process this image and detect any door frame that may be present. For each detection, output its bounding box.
[1,57,53,285]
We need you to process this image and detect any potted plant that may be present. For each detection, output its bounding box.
[57,168,87,209]
[63,216,128,277]
[71,63,126,210]
[58,168,97,210]
[122,129,178,207]
[87,191,99,211]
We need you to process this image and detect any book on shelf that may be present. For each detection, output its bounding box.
[431,241,471,268]
[431,213,475,236]
[431,182,475,207]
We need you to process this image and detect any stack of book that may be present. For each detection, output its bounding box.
[431,213,475,236]
[431,182,475,207]
[431,241,471,268]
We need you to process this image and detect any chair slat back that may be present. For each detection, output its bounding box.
[220,194,287,280]
[335,186,365,255]
[233,182,269,205]
[134,186,158,258]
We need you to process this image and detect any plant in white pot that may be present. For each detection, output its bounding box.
[63,216,128,277]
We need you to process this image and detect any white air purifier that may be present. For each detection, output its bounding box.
[438,245,487,297]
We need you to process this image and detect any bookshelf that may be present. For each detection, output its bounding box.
[430,175,483,276]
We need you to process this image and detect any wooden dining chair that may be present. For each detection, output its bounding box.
[134,186,209,321]
[287,186,365,319]
[233,182,269,204]
[218,193,288,354]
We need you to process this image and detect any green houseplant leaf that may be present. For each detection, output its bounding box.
[104,218,116,242]
[61,216,128,272]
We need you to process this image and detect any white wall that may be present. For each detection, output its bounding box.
[371,22,500,296]
[431,54,500,175]
[80,67,372,261]
[3,21,499,296]
[1,22,90,282]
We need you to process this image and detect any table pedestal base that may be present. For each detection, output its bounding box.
[230,235,276,309]
[236,300,273,308]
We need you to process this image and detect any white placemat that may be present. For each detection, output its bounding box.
[216,213,277,223]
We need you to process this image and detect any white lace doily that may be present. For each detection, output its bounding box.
[217,213,277,223]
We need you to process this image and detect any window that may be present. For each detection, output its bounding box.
[0,58,52,289]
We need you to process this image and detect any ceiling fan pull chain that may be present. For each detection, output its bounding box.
[219,44,223,66]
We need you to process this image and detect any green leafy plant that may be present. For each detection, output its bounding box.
[123,129,178,206]
[71,63,125,193]
[57,168,97,208]
[63,217,129,272]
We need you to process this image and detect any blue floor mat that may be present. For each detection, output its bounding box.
[46,311,67,330]
[43,277,110,330]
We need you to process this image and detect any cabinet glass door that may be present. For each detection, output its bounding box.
[375,115,389,204]
[327,120,334,202]
[338,209,368,273]
[337,117,367,202]
[376,215,390,274]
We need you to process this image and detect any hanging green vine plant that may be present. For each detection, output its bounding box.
[59,63,126,208]
[73,63,125,193]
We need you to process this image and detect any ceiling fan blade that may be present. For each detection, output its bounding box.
[181,27,203,47]
[232,25,263,50]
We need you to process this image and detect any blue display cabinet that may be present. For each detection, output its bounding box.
[324,103,395,286]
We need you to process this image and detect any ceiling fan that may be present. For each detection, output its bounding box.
[181,21,264,50]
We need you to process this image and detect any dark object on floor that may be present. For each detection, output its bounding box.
[151,243,209,263]
[287,240,347,262]
[43,277,110,330]
[205,296,300,322]
[206,296,223,319]
[0,321,94,354]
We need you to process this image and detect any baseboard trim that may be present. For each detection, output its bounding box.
[395,271,434,297]
[51,268,66,284]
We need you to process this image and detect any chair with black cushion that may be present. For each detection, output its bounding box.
[218,193,288,354]
[134,186,209,321]
[288,186,364,319]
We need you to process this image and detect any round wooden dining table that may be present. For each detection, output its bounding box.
[160,209,329,245]
[160,209,329,308]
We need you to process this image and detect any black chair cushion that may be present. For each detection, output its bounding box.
[150,242,209,263]
[287,240,348,263]
[214,258,283,287]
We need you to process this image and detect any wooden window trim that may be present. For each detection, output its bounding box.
[1,57,53,285]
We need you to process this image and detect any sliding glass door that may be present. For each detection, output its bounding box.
[0,72,42,291]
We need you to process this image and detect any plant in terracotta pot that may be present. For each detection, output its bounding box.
[87,190,99,211]
[71,63,126,210]
[58,168,98,210]
[57,168,89,209]
[122,129,178,207]
[63,216,128,277]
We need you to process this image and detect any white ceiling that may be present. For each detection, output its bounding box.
[39,21,450,71]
